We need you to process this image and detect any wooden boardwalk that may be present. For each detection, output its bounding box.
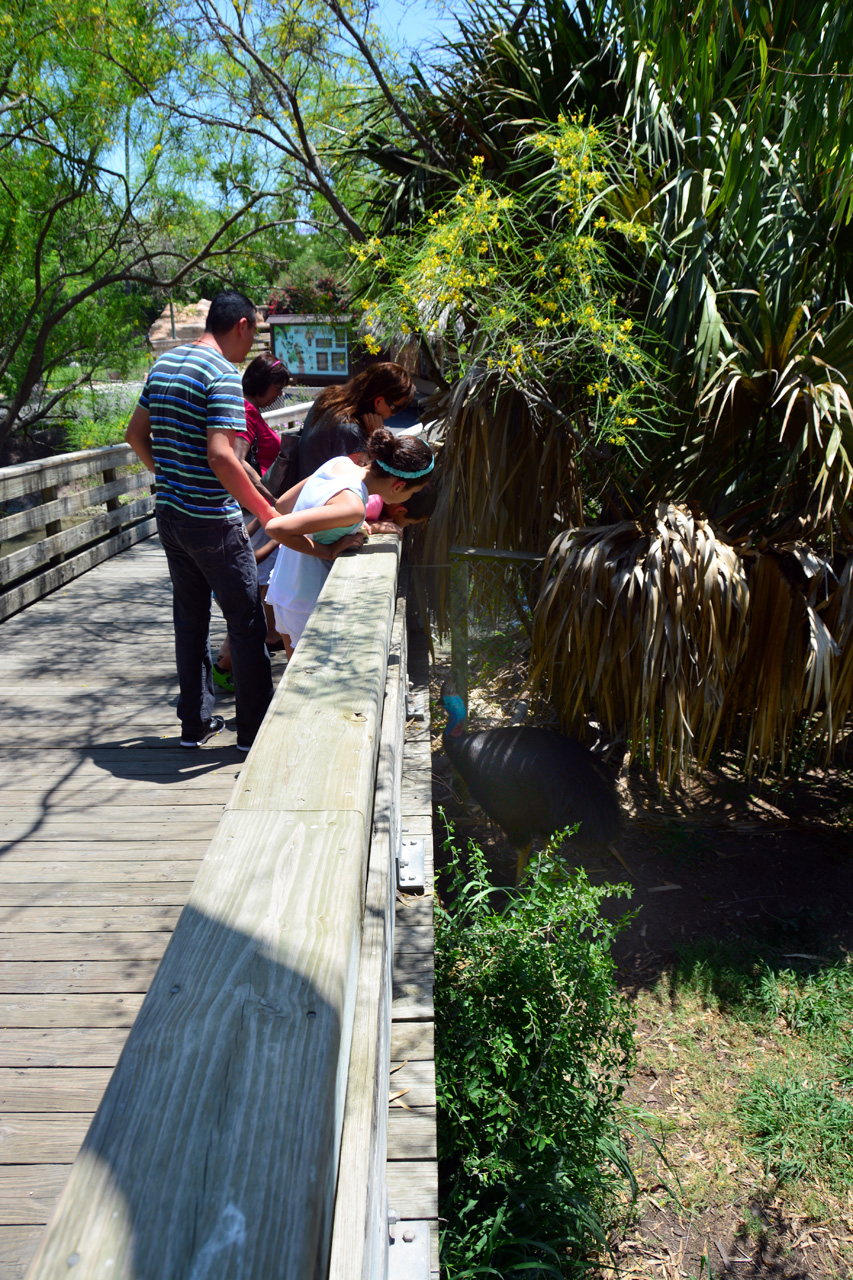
[0,537,438,1278]
[0,538,269,1278]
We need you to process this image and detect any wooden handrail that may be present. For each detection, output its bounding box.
[0,446,156,623]
[25,536,403,1280]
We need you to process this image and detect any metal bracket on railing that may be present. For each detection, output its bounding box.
[396,838,425,891]
[405,678,425,721]
[388,1215,430,1279]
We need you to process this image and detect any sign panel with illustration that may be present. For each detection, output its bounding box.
[270,317,350,379]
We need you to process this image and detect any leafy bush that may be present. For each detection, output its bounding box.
[435,825,636,1277]
[65,415,128,451]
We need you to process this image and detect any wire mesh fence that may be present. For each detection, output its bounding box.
[448,547,545,718]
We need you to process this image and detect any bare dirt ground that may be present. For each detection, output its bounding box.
[429,651,853,1279]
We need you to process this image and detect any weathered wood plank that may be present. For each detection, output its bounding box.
[0,1167,68,1225]
[0,995,145,1027]
[385,1163,438,1219]
[0,864,198,884]
[0,934,173,963]
[392,922,435,954]
[0,1116,90,1164]
[328,600,405,1280]
[0,803,222,834]
[0,906,182,932]
[0,846,208,862]
[390,1021,434,1061]
[27,541,402,1280]
[0,778,236,799]
[387,1107,436,1160]
[0,472,152,542]
[0,1070,112,1113]
[0,961,160,994]
[0,885,192,907]
[388,1059,435,1109]
[0,1225,42,1278]
[1,496,155,586]
[0,445,141,502]
[0,1029,129,1068]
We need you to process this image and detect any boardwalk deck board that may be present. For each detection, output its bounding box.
[0,537,241,1276]
[0,995,144,1027]
[0,1072,114,1112]
[0,962,160,995]
[387,629,439,1276]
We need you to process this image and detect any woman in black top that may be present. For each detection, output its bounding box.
[297,362,415,479]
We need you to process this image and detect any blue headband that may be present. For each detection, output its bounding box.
[375,455,435,480]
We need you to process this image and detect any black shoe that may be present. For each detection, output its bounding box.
[180,715,225,748]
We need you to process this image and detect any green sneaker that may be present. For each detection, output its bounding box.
[212,663,235,693]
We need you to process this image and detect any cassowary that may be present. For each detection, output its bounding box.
[440,678,624,883]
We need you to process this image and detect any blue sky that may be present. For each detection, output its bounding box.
[375,0,458,58]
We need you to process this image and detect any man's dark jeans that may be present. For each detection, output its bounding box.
[156,506,273,746]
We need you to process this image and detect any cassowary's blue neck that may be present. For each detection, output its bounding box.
[443,693,467,737]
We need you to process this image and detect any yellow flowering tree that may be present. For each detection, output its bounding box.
[354,118,660,476]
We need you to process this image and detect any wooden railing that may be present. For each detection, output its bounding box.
[0,401,314,623]
[0,444,156,623]
[25,535,407,1280]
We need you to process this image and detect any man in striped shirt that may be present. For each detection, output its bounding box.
[126,291,277,751]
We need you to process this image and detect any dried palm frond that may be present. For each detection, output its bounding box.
[726,548,839,774]
[417,366,583,631]
[531,502,853,779]
[802,555,853,759]
[531,502,750,784]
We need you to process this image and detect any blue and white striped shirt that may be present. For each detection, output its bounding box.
[140,344,246,520]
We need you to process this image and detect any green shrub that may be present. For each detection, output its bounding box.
[65,415,128,451]
[435,825,636,1277]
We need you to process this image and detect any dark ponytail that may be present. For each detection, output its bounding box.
[366,430,434,479]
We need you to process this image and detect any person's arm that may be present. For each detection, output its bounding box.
[125,405,156,473]
[207,428,277,524]
[264,490,366,559]
[233,434,275,503]
[254,537,279,564]
[274,477,308,515]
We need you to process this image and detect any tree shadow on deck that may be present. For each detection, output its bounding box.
[26,902,345,1279]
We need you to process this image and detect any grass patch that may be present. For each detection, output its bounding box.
[738,1071,853,1187]
[435,821,636,1277]
[623,927,853,1274]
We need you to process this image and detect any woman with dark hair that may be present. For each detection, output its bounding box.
[296,362,414,481]
[234,351,291,484]
[265,431,433,654]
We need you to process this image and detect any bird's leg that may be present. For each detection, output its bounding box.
[514,842,532,886]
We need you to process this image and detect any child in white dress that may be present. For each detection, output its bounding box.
[264,430,434,653]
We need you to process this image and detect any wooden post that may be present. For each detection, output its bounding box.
[102,467,120,513]
[449,549,469,711]
[40,483,62,566]
[24,537,402,1280]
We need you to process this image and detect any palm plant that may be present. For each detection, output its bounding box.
[348,0,853,776]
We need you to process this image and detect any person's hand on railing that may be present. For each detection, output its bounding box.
[327,531,366,560]
[365,519,403,538]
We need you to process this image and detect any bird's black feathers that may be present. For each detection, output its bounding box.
[440,677,621,855]
[443,723,621,849]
